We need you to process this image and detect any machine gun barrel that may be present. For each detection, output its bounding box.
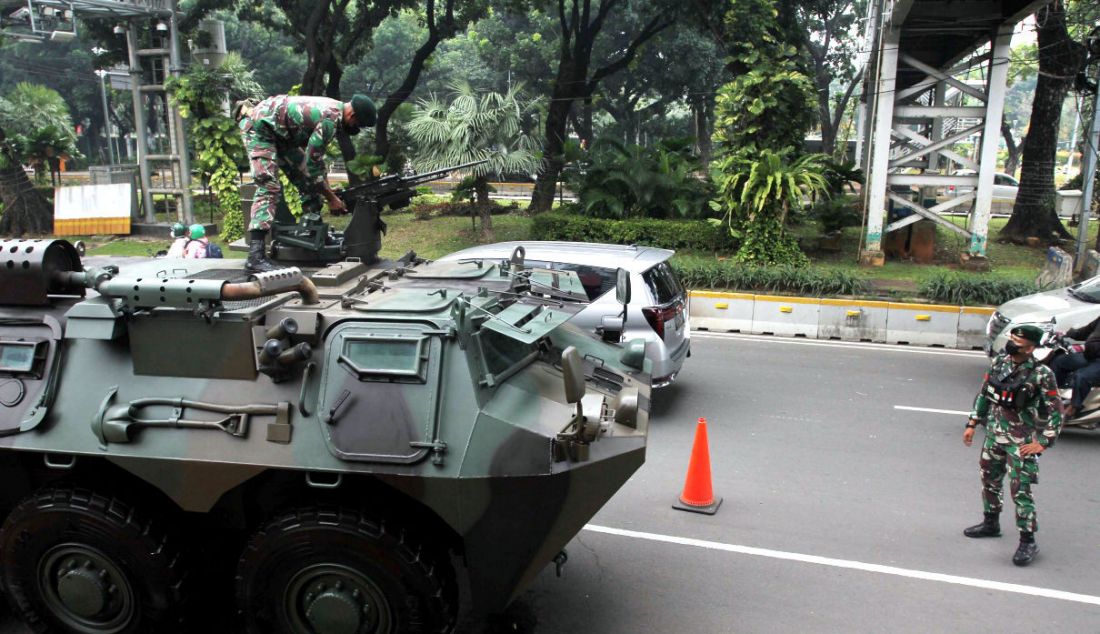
[338,159,488,203]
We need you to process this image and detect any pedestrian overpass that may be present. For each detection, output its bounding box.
[859,0,1052,265]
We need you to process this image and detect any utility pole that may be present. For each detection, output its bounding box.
[95,69,115,165]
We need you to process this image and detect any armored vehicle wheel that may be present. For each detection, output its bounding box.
[0,487,189,634]
[236,506,457,634]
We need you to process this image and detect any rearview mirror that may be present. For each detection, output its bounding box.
[561,346,585,405]
[615,268,631,306]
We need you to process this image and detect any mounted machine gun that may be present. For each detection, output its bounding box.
[269,159,488,264]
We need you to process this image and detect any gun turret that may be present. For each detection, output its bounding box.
[271,159,488,265]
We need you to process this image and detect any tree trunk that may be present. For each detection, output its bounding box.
[1001,118,1025,178]
[0,163,52,236]
[1001,1,1084,243]
[530,90,573,213]
[474,176,493,241]
[375,0,456,165]
[324,57,363,186]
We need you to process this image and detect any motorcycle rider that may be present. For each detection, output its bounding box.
[1049,314,1100,419]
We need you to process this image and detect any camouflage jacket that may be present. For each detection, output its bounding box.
[969,353,1062,447]
[243,95,344,184]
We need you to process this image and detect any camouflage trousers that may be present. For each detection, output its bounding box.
[979,434,1039,533]
[242,128,323,231]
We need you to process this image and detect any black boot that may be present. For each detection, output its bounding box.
[245,230,280,273]
[963,512,1001,538]
[1013,532,1039,566]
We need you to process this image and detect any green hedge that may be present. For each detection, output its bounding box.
[917,272,1034,306]
[673,260,868,297]
[530,212,735,251]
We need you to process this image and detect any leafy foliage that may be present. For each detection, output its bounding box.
[531,212,736,251]
[673,260,868,296]
[809,196,861,234]
[408,81,541,238]
[711,149,830,266]
[564,137,714,219]
[712,56,815,154]
[918,273,1035,306]
[167,53,262,242]
[0,83,82,177]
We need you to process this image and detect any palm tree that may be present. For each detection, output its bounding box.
[408,82,541,239]
[0,83,82,235]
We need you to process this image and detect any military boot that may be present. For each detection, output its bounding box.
[963,513,1001,538]
[245,230,281,273]
[1013,532,1039,566]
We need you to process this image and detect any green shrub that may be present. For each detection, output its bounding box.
[531,212,736,252]
[918,272,1035,306]
[673,260,868,296]
[563,137,714,219]
[810,196,862,234]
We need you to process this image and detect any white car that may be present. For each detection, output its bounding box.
[438,241,691,386]
[986,275,1100,355]
[945,170,1018,201]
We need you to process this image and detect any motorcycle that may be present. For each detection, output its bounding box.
[1033,318,1100,430]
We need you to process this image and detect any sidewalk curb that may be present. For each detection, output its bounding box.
[689,290,993,351]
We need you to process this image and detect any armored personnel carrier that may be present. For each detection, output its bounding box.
[0,238,650,634]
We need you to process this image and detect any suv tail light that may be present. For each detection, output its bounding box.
[642,302,683,340]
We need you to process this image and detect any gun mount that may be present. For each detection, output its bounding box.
[269,160,488,265]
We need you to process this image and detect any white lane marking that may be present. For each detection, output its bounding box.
[894,405,970,416]
[583,524,1100,607]
[692,332,985,358]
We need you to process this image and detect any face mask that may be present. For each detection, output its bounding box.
[1005,341,1023,356]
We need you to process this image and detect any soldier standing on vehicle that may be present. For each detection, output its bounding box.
[238,94,377,272]
[963,325,1062,566]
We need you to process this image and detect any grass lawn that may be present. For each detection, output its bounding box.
[56,209,1084,296]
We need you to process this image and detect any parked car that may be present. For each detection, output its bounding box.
[986,275,1100,355]
[438,241,691,386]
[945,170,1019,201]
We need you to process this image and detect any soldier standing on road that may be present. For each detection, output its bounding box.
[238,94,377,272]
[963,325,1062,566]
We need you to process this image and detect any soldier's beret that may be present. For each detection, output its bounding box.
[350,94,377,128]
[1010,324,1044,345]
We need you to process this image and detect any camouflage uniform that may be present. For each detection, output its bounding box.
[239,95,344,231]
[969,353,1062,533]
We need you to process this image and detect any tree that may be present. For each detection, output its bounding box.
[168,53,263,242]
[407,82,540,239]
[374,0,488,167]
[0,83,82,235]
[711,149,829,266]
[528,0,685,213]
[1002,1,1088,243]
[794,0,866,158]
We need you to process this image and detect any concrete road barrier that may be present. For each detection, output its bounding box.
[958,306,995,350]
[752,295,820,338]
[689,291,753,332]
[886,302,960,347]
[818,299,889,342]
[688,291,994,350]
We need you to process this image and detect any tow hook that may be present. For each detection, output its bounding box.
[553,550,568,577]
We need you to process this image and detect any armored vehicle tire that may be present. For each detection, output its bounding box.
[236,506,457,634]
[0,487,190,634]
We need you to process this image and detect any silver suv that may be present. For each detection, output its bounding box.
[439,241,691,386]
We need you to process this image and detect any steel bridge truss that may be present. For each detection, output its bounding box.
[859,0,1050,265]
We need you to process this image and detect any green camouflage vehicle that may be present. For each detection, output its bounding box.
[0,238,650,634]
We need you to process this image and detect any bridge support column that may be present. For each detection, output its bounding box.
[861,27,900,266]
[968,27,1013,260]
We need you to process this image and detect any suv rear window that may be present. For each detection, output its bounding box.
[643,262,683,305]
[524,260,616,301]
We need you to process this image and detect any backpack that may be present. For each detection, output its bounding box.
[206,242,224,259]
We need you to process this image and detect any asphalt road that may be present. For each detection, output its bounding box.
[3,333,1100,632]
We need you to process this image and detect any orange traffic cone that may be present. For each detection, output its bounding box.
[672,417,722,515]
